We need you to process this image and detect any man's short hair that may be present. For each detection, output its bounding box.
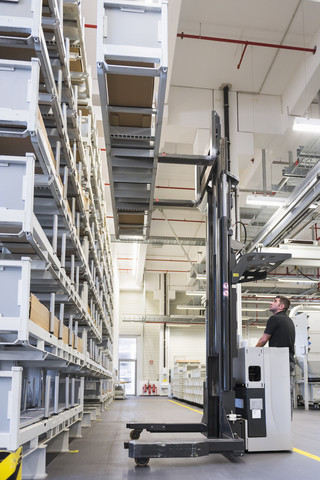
[276,295,290,312]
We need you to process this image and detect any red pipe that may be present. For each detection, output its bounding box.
[146,269,189,273]
[152,217,205,224]
[146,258,195,263]
[177,32,316,54]
[118,268,190,273]
[118,257,195,263]
[85,24,97,29]
[106,215,204,224]
[237,42,248,69]
[140,321,205,325]
[104,182,194,191]
[155,185,195,191]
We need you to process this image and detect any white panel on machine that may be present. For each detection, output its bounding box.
[234,347,292,452]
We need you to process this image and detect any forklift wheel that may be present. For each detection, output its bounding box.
[130,430,141,440]
[135,457,150,467]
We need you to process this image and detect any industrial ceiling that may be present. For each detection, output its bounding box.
[82,0,320,324]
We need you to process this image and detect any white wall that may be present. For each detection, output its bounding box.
[167,325,206,369]
[241,326,261,347]
[118,290,161,388]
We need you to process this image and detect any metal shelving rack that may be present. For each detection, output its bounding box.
[97,0,168,239]
[172,360,205,405]
[171,362,206,406]
[0,1,114,478]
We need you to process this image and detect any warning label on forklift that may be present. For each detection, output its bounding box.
[252,409,261,419]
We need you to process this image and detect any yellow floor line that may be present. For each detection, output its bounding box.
[68,450,79,453]
[168,399,203,414]
[169,401,319,462]
[293,447,320,462]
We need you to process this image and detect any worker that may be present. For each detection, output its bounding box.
[255,295,296,415]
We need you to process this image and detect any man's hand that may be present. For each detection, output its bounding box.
[256,333,271,347]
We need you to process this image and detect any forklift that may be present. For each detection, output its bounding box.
[124,112,291,465]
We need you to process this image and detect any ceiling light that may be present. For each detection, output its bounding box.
[242,300,271,304]
[177,305,204,310]
[246,194,286,207]
[196,273,206,280]
[186,290,206,296]
[293,117,320,133]
[166,324,191,328]
[278,277,318,284]
[244,295,278,299]
[309,203,320,209]
[256,325,267,329]
[241,308,267,312]
[242,316,267,321]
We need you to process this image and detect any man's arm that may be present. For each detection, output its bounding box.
[256,333,271,347]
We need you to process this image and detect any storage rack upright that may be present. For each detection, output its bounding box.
[0,1,114,478]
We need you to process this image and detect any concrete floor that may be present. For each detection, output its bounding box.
[46,397,320,480]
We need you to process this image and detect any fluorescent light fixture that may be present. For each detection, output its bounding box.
[278,277,318,284]
[167,324,191,328]
[309,203,320,209]
[242,300,271,304]
[293,117,320,133]
[242,308,267,312]
[246,194,286,207]
[196,273,206,280]
[186,290,206,296]
[177,305,204,310]
[256,325,267,329]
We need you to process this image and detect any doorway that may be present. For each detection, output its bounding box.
[118,337,137,396]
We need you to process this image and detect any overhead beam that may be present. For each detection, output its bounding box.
[246,160,320,251]
[111,235,206,246]
[283,27,320,115]
[260,245,320,268]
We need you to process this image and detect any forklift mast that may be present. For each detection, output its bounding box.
[202,114,239,439]
[124,112,291,465]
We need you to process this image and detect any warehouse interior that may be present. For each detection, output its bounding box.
[1,0,320,478]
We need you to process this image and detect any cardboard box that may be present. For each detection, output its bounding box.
[107,61,154,128]
[29,295,84,352]
[77,337,83,353]
[29,294,50,331]
[118,213,144,227]
[37,108,56,168]
[70,46,83,73]
[62,324,69,344]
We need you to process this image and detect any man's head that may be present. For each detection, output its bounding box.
[269,295,290,314]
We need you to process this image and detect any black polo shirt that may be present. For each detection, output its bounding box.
[264,311,295,364]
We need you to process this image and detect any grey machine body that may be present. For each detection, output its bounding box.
[233,347,291,451]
